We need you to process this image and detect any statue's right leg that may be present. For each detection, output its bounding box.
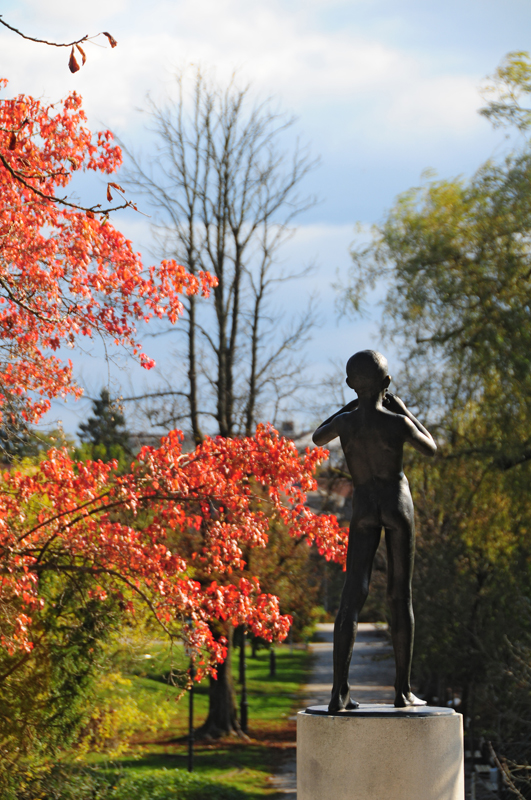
[328,520,381,713]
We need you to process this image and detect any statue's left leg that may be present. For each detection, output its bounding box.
[328,520,381,712]
[383,484,426,708]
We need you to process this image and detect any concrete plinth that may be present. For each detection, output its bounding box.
[297,704,464,800]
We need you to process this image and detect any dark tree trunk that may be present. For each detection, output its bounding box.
[226,244,242,436]
[188,294,203,444]
[245,272,262,436]
[269,647,276,677]
[196,624,243,739]
[214,276,231,438]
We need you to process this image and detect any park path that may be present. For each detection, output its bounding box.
[268,622,395,798]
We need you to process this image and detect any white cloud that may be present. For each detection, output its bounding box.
[384,74,482,135]
[0,0,509,424]
[1,0,485,146]
[12,0,127,32]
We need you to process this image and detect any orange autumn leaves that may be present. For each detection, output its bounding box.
[0,78,215,425]
[0,81,345,670]
[0,426,345,670]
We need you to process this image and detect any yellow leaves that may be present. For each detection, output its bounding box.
[480,51,531,132]
[76,669,175,756]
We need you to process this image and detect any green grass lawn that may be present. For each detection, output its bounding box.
[79,643,311,799]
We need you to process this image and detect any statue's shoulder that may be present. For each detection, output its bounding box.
[338,408,363,438]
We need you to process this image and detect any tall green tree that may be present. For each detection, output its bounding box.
[342,51,531,763]
[0,573,119,798]
[78,389,131,467]
[346,144,531,469]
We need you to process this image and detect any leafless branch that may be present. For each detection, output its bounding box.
[0,154,133,216]
[0,16,91,48]
[122,68,319,438]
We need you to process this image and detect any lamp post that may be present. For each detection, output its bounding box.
[188,656,195,771]
[186,617,195,772]
[240,625,248,734]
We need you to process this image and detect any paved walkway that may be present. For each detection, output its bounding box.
[269,622,395,798]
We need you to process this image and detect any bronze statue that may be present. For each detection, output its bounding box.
[312,351,437,711]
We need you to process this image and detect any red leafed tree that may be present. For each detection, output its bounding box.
[0,426,345,661]
[0,76,346,745]
[0,78,213,430]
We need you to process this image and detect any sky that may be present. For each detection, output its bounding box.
[1,0,529,435]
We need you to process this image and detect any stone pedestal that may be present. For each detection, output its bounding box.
[297,704,464,800]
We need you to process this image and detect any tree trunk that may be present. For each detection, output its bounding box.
[196,624,243,739]
[244,270,262,436]
[188,293,203,444]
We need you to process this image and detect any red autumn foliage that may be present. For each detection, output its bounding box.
[0,81,345,674]
[0,78,214,426]
[0,426,346,673]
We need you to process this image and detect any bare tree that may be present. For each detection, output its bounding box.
[121,69,318,739]
[122,69,317,443]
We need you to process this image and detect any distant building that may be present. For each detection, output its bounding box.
[128,431,197,454]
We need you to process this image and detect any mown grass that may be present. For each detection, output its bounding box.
[80,643,311,798]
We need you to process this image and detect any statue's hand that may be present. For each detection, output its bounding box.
[383,391,395,408]
[383,392,406,414]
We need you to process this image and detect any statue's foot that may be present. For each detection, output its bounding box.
[343,695,360,710]
[394,691,427,708]
[328,685,360,713]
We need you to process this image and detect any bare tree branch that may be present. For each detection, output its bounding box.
[0,16,92,48]
[122,69,319,438]
[0,153,134,217]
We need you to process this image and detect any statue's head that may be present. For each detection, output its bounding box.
[346,350,390,396]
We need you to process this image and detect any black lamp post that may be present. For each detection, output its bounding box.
[239,625,248,734]
[187,656,195,771]
[186,618,195,772]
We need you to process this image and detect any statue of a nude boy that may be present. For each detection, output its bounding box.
[312,350,437,711]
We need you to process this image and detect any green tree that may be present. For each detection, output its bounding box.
[0,573,119,798]
[341,51,531,765]
[0,424,72,464]
[78,389,131,468]
[480,50,531,131]
[345,148,531,469]
[408,448,531,746]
